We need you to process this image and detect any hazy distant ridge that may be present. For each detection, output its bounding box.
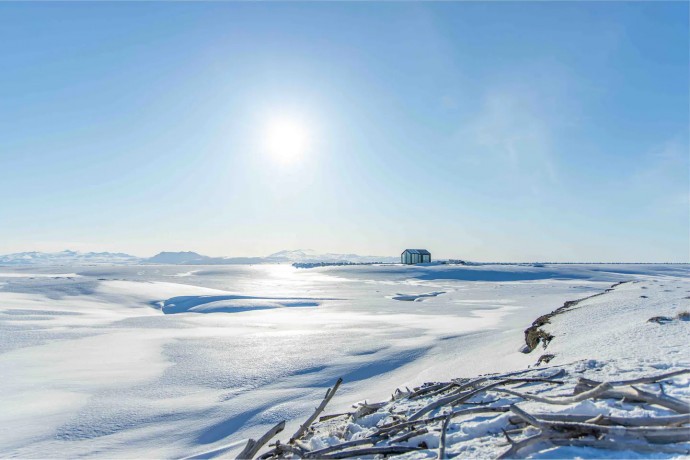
[0,249,397,266]
[0,250,140,266]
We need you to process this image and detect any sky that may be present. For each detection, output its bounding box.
[1,2,688,262]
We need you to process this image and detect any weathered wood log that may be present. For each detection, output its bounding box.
[318,445,422,459]
[497,432,548,459]
[257,441,305,459]
[237,420,286,460]
[409,377,539,421]
[550,438,690,455]
[389,427,428,444]
[408,389,470,421]
[319,412,352,422]
[497,381,612,405]
[438,413,452,459]
[352,401,387,419]
[377,406,510,437]
[508,412,690,427]
[489,366,566,381]
[576,379,690,414]
[420,382,458,400]
[509,405,547,430]
[447,378,564,410]
[290,378,343,443]
[548,422,690,443]
[579,369,690,386]
[409,382,451,400]
[410,372,564,420]
[305,437,377,458]
[511,406,690,444]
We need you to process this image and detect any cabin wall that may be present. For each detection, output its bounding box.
[402,251,431,264]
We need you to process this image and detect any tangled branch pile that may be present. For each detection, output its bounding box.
[239,365,690,459]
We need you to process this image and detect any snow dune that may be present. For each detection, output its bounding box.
[0,263,687,458]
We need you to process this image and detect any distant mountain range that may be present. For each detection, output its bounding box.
[0,250,141,266]
[0,249,398,266]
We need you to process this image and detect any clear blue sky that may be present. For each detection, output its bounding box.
[1,2,688,262]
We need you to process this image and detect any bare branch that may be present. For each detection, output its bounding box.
[438,413,452,460]
[497,382,612,405]
[318,446,422,459]
[238,420,286,460]
[290,378,343,443]
[551,438,690,455]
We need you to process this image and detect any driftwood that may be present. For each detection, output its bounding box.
[438,413,453,459]
[409,377,562,421]
[257,442,305,459]
[509,412,690,427]
[260,368,690,460]
[580,369,690,386]
[352,401,387,419]
[318,445,422,459]
[237,420,286,460]
[290,378,343,443]
[389,427,428,444]
[509,405,690,444]
[377,406,510,436]
[305,438,376,458]
[550,438,690,455]
[409,382,452,399]
[497,432,548,459]
[318,412,352,422]
[496,381,612,405]
[575,378,690,414]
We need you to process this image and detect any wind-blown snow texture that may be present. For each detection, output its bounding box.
[0,263,687,458]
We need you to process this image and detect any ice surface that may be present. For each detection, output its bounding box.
[0,263,687,458]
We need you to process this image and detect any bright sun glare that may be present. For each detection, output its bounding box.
[265,117,310,163]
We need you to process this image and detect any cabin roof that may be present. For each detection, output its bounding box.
[402,249,430,255]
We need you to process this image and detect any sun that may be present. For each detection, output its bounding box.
[264,117,310,163]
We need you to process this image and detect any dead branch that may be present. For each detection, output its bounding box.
[318,412,352,422]
[409,378,539,421]
[509,405,547,430]
[579,369,690,386]
[422,382,459,400]
[508,413,690,427]
[550,438,690,455]
[497,432,548,459]
[438,413,453,459]
[305,437,377,458]
[378,407,510,436]
[290,378,343,443]
[237,420,285,460]
[389,427,428,444]
[496,381,612,405]
[511,406,690,444]
[352,401,387,419]
[318,445,422,459]
[547,421,690,443]
[576,379,689,414]
[409,382,451,400]
[257,441,305,459]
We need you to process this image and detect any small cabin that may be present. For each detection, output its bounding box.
[401,249,431,264]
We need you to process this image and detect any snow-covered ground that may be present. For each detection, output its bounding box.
[295,275,690,459]
[0,263,687,458]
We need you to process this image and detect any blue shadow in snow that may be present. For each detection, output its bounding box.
[414,268,588,282]
[159,295,331,314]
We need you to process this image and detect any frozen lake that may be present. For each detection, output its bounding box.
[1,263,687,458]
